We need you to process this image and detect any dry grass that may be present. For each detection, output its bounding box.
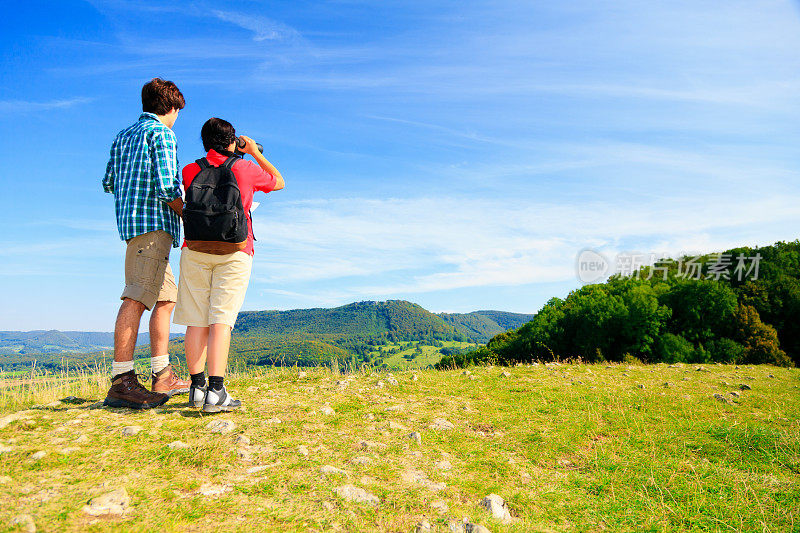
[0,362,798,532]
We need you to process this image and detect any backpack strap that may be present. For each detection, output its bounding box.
[221,156,239,170]
[195,158,210,169]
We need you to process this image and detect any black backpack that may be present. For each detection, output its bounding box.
[183,156,248,244]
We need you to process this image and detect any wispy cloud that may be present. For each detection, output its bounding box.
[212,10,301,42]
[0,97,93,113]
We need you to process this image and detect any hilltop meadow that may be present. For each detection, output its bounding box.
[0,362,798,532]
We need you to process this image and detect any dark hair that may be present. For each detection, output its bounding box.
[141,78,185,115]
[201,117,237,153]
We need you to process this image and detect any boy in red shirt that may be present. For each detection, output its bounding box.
[173,118,285,412]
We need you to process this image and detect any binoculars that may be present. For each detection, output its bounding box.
[234,136,263,156]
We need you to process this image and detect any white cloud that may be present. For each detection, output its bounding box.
[212,10,301,42]
[0,97,93,113]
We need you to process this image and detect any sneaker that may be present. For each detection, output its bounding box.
[104,370,169,409]
[202,385,242,413]
[152,364,191,397]
[189,384,207,408]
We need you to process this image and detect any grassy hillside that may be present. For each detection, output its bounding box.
[438,311,533,343]
[0,331,182,355]
[235,300,461,340]
[0,363,797,531]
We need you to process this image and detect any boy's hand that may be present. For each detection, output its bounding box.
[239,135,260,156]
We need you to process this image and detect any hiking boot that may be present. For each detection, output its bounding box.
[202,385,242,413]
[189,384,207,408]
[104,370,169,409]
[151,364,191,397]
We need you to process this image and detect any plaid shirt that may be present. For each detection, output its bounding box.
[103,112,182,247]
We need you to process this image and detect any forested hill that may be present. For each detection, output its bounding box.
[234,300,460,340]
[0,330,181,355]
[438,311,534,342]
[2,301,530,371]
[439,240,800,369]
[234,301,533,343]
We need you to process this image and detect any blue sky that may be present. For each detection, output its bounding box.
[1,0,799,331]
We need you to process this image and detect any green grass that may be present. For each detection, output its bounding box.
[0,363,798,532]
[371,340,477,369]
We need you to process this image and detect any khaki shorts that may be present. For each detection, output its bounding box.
[173,248,253,328]
[121,230,177,310]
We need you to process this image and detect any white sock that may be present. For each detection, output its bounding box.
[112,360,134,378]
[151,354,170,374]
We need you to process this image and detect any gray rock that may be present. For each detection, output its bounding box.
[713,393,731,404]
[739,384,752,390]
[448,520,465,533]
[415,519,432,532]
[75,434,89,444]
[0,445,13,454]
[10,514,36,533]
[83,488,130,516]
[408,432,422,444]
[30,451,46,461]
[729,391,740,398]
[636,384,645,389]
[500,371,511,378]
[388,421,409,431]
[206,419,236,434]
[466,524,492,533]
[769,374,775,378]
[430,418,455,430]
[350,456,372,465]
[319,465,348,476]
[120,425,142,437]
[321,405,336,416]
[387,376,399,386]
[412,374,418,381]
[435,460,453,470]
[430,499,449,513]
[480,493,512,521]
[297,371,308,378]
[234,435,251,447]
[298,445,309,456]
[167,441,190,450]
[334,484,379,505]
[198,483,230,497]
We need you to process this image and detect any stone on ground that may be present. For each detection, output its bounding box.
[435,460,453,470]
[334,484,379,505]
[167,441,190,450]
[415,519,432,532]
[480,493,512,521]
[83,488,130,516]
[30,451,46,461]
[321,405,336,416]
[206,419,236,434]
[10,514,36,533]
[739,384,752,390]
[430,418,455,430]
[198,483,230,497]
[320,465,348,476]
[120,425,142,437]
[350,456,372,465]
[298,445,309,456]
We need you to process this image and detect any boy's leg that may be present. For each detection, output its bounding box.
[105,231,172,409]
[148,250,190,396]
[203,252,251,413]
[185,325,209,408]
[207,324,232,376]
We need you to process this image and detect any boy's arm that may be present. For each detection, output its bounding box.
[240,136,284,191]
[151,130,183,210]
[102,145,115,193]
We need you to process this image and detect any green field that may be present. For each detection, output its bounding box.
[369,341,479,369]
[0,363,798,532]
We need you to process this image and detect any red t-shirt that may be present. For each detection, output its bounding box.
[182,149,276,256]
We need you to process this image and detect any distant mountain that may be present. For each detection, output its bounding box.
[3,301,532,371]
[0,330,183,355]
[438,310,534,342]
[235,300,461,340]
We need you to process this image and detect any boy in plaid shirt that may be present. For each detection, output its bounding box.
[101,78,191,409]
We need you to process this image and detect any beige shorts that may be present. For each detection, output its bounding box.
[121,230,177,310]
[173,248,253,328]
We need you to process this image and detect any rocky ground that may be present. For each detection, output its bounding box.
[0,363,798,532]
